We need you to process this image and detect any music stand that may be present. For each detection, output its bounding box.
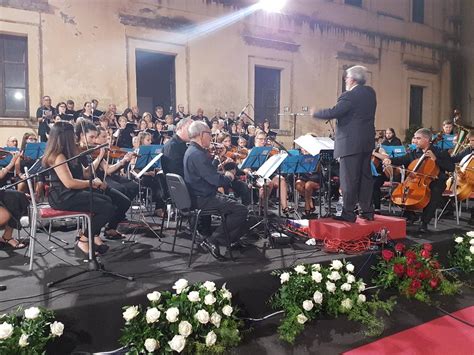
[319,149,336,217]
[381,145,406,158]
[239,146,272,170]
[0,147,19,167]
[135,145,163,170]
[24,143,47,161]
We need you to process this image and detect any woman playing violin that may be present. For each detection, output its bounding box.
[75,119,131,242]
[383,128,454,233]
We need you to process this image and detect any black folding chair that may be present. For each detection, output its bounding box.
[165,173,233,266]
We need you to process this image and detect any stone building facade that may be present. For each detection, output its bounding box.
[0,0,462,145]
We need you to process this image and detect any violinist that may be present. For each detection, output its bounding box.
[295,148,320,218]
[75,119,131,241]
[42,121,114,257]
[162,117,193,177]
[383,128,454,233]
[94,126,139,201]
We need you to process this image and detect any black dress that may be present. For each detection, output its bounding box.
[0,190,29,229]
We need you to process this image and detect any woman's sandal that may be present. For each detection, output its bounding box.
[75,238,108,258]
[282,207,295,216]
[0,237,26,250]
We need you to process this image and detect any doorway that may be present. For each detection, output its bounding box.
[254,66,281,129]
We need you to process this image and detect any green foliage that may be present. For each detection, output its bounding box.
[449,233,474,273]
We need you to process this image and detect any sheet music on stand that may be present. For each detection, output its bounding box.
[294,135,334,156]
[135,145,163,169]
[132,153,163,179]
[255,152,288,185]
[25,143,47,160]
[239,146,273,170]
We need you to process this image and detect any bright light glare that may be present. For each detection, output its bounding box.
[259,0,287,12]
[14,91,23,100]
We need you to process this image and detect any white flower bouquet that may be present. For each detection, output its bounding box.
[450,232,474,273]
[120,280,241,354]
[0,306,64,354]
[272,260,395,344]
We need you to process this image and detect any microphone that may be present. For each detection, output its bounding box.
[237,104,249,119]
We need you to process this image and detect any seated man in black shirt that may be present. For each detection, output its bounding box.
[184,121,248,260]
[162,117,192,176]
[383,128,454,233]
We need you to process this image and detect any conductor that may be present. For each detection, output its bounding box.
[311,65,376,222]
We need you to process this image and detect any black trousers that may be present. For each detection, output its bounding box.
[339,152,374,219]
[229,180,251,206]
[422,179,446,224]
[106,174,139,201]
[104,187,131,229]
[373,175,388,210]
[141,174,166,209]
[53,190,115,237]
[195,194,248,244]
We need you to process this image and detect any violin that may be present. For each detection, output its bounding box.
[224,146,248,161]
[391,141,440,210]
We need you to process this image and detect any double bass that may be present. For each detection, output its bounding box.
[390,143,440,211]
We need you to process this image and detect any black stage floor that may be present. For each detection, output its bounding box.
[1,207,473,354]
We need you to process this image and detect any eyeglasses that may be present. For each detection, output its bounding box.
[202,131,212,136]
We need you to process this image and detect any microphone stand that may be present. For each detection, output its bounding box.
[3,142,134,287]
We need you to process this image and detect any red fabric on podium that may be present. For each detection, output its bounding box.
[308,215,406,241]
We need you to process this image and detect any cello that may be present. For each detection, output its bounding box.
[446,152,474,201]
[390,141,440,211]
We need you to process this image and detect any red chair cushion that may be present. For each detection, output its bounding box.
[39,207,89,219]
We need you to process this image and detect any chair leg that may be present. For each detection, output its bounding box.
[29,213,38,271]
[86,216,93,260]
[188,210,201,268]
[221,214,234,262]
[160,211,166,237]
[172,214,180,252]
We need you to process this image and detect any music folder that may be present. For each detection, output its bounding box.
[132,153,163,179]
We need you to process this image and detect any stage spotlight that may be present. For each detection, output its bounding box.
[259,0,287,12]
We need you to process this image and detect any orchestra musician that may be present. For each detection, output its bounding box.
[75,120,131,240]
[295,148,320,218]
[381,128,402,146]
[183,121,249,260]
[42,121,115,257]
[162,117,193,177]
[383,128,454,233]
[0,189,29,250]
[312,65,376,222]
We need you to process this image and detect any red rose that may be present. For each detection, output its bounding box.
[393,263,405,277]
[410,279,422,290]
[423,243,432,252]
[382,249,394,261]
[419,269,431,280]
[421,249,431,259]
[413,261,423,270]
[429,278,439,289]
[431,260,441,269]
[405,251,417,264]
[395,243,406,253]
[406,267,417,278]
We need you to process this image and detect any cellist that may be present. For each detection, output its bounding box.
[383,128,454,233]
[451,129,474,225]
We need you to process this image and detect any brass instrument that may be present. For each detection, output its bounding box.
[452,109,472,156]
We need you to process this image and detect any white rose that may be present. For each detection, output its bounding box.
[296,313,308,324]
[147,291,161,303]
[340,283,352,292]
[311,271,323,283]
[470,246,474,254]
[358,294,367,304]
[0,322,13,340]
[328,271,341,281]
[346,274,356,284]
[204,294,217,305]
[166,307,180,323]
[294,265,307,274]
[330,260,343,270]
[221,283,233,300]
[210,312,222,328]
[341,298,353,310]
[144,338,159,352]
[24,307,41,320]
[203,281,217,293]
[358,282,366,292]
[326,281,336,293]
[123,306,139,322]
[280,272,290,284]
[470,238,474,245]
[465,256,472,262]
[168,335,186,353]
[178,320,193,337]
[146,307,161,324]
[195,309,210,324]
[346,263,355,273]
[205,330,217,347]
[173,279,189,294]
[466,231,474,238]
[50,321,64,337]
[222,305,233,317]
[187,291,201,303]
[19,333,29,347]
[303,300,314,311]
[455,236,464,244]
[313,291,323,304]
[312,263,321,271]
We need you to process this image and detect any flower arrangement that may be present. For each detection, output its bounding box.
[0,306,64,354]
[120,279,242,354]
[272,260,395,344]
[373,242,460,303]
[449,232,474,273]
